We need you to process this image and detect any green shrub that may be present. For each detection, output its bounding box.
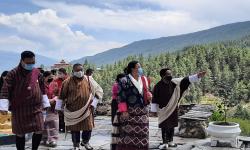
[210,102,225,122]
[210,110,224,121]
[233,105,250,120]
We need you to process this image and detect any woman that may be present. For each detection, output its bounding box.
[111,73,125,150]
[116,61,152,150]
[0,71,8,91]
[42,71,59,147]
[54,68,68,133]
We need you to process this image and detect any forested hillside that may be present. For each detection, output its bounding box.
[72,21,250,66]
[84,36,250,105]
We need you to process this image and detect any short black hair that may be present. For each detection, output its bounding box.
[116,73,126,82]
[0,71,9,89]
[127,60,139,74]
[160,68,171,78]
[73,63,82,70]
[1,71,8,78]
[86,68,94,76]
[43,71,51,78]
[21,51,35,60]
[123,67,128,75]
[58,68,67,75]
[37,68,44,74]
[51,69,57,75]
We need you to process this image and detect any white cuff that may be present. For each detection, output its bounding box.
[52,96,58,101]
[0,99,9,111]
[91,97,98,108]
[151,103,159,112]
[189,74,201,83]
[55,99,63,110]
[42,95,51,108]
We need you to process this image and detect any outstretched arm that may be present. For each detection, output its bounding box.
[180,71,207,97]
[189,71,206,83]
[197,71,206,78]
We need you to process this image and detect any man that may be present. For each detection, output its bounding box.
[56,64,103,150]
[0,51,50,150]
[85,68,102,107]
[51,68,68,132]
[151,68,206,149]
[85,68,94,77]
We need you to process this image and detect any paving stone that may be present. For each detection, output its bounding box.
[0,116,240,150]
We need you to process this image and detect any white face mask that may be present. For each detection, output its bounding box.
[73,71,84,78]
[58,73,65,79]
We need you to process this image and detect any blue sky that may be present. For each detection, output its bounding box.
[0,0,250,61]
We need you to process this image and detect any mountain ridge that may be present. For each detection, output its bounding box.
[0,51,57,73]
[72,21,250,66]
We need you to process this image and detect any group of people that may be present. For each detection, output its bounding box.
[110,61,206,150]
[0,50,206,150]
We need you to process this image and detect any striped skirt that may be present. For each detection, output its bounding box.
[116,107,149,150]
[43,111,59,142]
[111,113,120,150]
[111,100,119,150]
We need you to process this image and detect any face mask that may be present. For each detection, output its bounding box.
[138,68,144,76]
[73,71,84,78]
[58,73,65,79]
[22,63,35,71]
[47,78,53,83]
[164,75,172,81]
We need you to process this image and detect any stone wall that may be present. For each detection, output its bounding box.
[96,102,111,116]
[0,113,11,130]
[178,104,214,139]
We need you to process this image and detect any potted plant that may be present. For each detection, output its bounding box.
[207,98,241,137]
[207,81,241,147]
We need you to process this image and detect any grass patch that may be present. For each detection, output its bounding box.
[227,118,250,136]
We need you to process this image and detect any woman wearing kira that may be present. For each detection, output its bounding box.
[115,61,152,150]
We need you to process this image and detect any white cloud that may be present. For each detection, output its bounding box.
[0,35,40,52]
[1,0,250,60]
[33,0,250,38]
[0,9,124,60]
[33,0,217,37]
[141,0,250,23]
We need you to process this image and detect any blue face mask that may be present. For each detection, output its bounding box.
[138,68,144,76]
[23,63,35,71]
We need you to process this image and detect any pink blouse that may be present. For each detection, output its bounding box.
[112,82,119,100]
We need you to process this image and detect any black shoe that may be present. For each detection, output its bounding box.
[80,142,93,150]
[168,142,177,147]
[47,141,57,148]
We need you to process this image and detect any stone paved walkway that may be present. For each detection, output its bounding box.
[0,116,243,150]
